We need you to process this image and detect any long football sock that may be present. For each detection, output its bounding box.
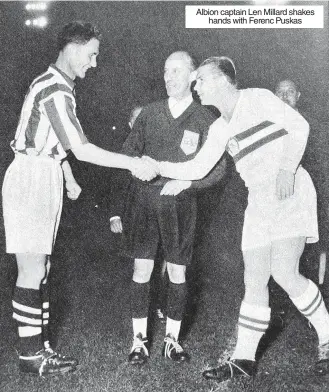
[13,287,43,355]
[232,301,271,361]
[165,317,181,341]
[290,279,329,345]
[40,282,50,348]
[166,282,187,340]
[131,281,150,338]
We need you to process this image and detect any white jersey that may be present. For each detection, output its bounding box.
[160,88,309,190]
[206,88,309,189]
[159,88,317,248]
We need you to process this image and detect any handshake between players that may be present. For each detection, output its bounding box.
[131,156,160,182]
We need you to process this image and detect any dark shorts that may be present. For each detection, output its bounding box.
[120,182,197,265]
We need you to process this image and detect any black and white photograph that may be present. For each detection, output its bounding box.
[0,1,328,391]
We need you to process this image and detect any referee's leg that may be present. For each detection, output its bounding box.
[128,258,154,365]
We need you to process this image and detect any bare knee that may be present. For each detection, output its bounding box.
[133,258,154,283]
[167,262,186,284]
[16,253,48,289]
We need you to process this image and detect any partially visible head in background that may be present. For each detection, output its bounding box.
[275,79,300,109]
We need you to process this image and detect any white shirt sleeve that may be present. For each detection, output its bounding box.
[258,89,309,174]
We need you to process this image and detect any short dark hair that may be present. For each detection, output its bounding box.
[57,21,101,51]
[200,56,237,86]
[275,79,300,93]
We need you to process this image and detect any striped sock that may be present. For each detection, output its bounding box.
[40,282,50,348]
[232,302,271,361]
[13,287,43,355]
[290,279,329,345]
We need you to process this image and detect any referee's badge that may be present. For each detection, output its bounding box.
[226,137,240,156]
[180,130,199,155]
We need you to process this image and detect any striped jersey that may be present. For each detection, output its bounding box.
[11,64,88,161]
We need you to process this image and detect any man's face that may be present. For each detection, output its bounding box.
[194,64,220,106]
[164,58,192,100]
[275,80,300,109]
[69,38,99,79]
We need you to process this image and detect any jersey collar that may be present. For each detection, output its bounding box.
[49,64,75,90]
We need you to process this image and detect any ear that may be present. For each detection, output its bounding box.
[189,70,197,83]
[65,42,78,55]
[297,91,301,101]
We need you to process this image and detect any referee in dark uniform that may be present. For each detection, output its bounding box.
[109,51,227,365]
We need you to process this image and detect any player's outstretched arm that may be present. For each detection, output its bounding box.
[71,142,158,181]
[141,123,227,182]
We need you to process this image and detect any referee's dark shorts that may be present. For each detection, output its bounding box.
[120,180,197,265]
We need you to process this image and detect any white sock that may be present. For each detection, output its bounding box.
[165,317,181,341]
[132,317,147,338]
[290,279,329,345]
[232,302,271,361]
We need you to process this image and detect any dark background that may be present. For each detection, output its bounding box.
[1,0,328,208]
[0,1,328,153]
[0,4,328,390]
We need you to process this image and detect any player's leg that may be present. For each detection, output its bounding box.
[203,245,271,381]
[129,258,154,365]
[15,253,77,375]
[14,254,48,357]
[17,255,52,350]
[3,156,76,376]
[271,237,329,375]
[40,256,51,348]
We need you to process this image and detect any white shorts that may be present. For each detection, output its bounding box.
[2,154,63,254]
[241,166,318,251]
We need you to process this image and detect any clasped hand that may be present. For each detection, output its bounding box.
[136,156,191,196]
[130,156,160,181]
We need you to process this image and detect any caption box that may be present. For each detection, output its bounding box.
[185,5,324,28]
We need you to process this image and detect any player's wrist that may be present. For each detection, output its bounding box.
[158,161,166,177]
[127,156,138,172]
[279,167,296,175]
[65,180,78,186]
